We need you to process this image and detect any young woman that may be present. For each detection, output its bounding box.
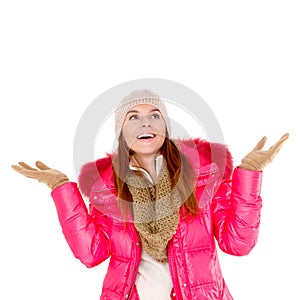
[12,89,289,299]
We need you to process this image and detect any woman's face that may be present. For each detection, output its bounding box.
[122,104,167,157]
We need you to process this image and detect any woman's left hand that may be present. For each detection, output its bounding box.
[239,133,289,171]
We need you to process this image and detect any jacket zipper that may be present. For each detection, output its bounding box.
[127,265,138,299]
[126,225,141,299]
[168,243,182,300]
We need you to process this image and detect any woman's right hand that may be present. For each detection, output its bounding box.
[12,161,69,190]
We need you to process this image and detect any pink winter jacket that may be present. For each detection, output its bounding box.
[51,139,262,300]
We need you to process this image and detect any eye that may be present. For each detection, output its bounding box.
[129,115,138,121]
[150,113,160,119]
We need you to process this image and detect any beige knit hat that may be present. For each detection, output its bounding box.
[115,89,171,138]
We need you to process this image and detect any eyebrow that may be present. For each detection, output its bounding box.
[126,108,160,115]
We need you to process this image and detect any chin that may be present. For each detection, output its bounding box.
[131,144,161,155]
[132,148,160,157]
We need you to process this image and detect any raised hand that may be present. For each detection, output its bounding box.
[12,161,69,190]
[239,133,289,171]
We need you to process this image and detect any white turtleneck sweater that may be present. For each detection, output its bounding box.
[129,155,173,299]
[136,250,173,300]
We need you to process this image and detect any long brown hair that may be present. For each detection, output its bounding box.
[112,134,199,221]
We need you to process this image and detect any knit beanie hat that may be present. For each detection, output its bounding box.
[115,89,171,138]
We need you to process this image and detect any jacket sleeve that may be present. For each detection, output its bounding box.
[51,182,111,268]
[212,167,263,256]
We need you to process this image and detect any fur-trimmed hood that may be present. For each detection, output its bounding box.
[78,138,233,198]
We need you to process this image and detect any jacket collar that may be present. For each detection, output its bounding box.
[129,155,163,184]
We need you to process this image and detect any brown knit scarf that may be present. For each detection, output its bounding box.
[126,163,181,262]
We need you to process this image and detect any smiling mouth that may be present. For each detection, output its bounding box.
[137,133,156,140]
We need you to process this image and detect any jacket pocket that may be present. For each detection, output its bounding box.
[196,163,221,208]
[191,278,227,300]
[196,163,220,186]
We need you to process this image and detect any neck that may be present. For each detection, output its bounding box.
[132,154,159,182]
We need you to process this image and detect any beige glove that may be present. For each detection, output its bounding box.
[12,161,69,190]
[239,133,289,171]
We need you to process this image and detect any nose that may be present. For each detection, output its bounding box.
[140,115,151,127]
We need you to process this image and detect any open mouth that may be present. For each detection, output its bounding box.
[137,133,156,140]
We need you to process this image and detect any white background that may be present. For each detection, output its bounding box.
[1,1,299,299]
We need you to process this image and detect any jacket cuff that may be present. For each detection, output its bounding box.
[51,182,87,224]
[232,167,263,199]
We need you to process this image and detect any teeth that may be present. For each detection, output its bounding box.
[138,133,155,139]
